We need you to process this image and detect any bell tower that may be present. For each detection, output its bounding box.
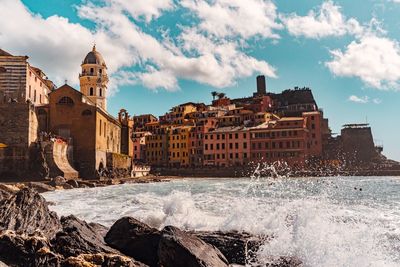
[79,45,108,110]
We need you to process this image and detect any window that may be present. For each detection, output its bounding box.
[100,119,102,136]
[34,90,37,102]
[99,88,102,97]
[90,68,94,74]
[58,96,74,105]
[90,87,94,96]
[243,142,247,149]
[29,86,31,98]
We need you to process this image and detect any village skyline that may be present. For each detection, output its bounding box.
[0,0,399,161]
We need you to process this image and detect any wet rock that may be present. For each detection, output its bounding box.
[61,183,74,190]
[78,181,96,188]
[261,256,303,267]
[0,188,62,239]
[62,253,148,267]
[88,222,109,239]
[105,217,161,267]
[66,179,79,188]
[0,231,61,267]
[26,182,55,193]
[158,225,229,267]
[48,176,66,187]
[52,215,118,257]
[192,231,265,264]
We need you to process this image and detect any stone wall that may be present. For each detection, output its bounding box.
[0,102,40,180]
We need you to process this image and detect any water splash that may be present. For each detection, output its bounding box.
[43,176,400,266]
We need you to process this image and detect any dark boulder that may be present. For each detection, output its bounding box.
[158,226,229,267]
[62,253,148,267]
[66,179,79,188]
[0,188,62,239]
[0,231,61,267]
[192,231,265,265]
[52,215,118,257]
[105,217,161,267]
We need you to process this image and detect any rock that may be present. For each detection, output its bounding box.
[105,217,161,267]
[158,226,229,267]
[52,215,118,257]
[261,256,303,267]
[0,188,62,239]
[61,183,74,190]
[66,179,80,188]
[78,181,96,188]
[0,189,11,201]
[62,253,148,267]
[0,230,61,267]
[26,182,55,193]
[192,231,265,265]
[0,184,18,195]
[0,261,8,267]
[48,176,66,187]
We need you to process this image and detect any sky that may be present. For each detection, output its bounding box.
[0,0,399,161]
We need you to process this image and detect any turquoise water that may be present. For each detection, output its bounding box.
[43,176,400,266]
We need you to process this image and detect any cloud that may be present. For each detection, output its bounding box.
[78,2,277,90]
[281,1,362,39]
[326,35,400,90]
[0,0,277,94]
[348,95,369,103]
[181,0,282,39]
[348,95,382,104]
[109,0,175,22]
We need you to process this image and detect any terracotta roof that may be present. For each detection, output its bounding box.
[0,48,12,56]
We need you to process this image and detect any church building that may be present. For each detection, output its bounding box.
[41,45,132,179]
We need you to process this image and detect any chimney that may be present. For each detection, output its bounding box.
[256,75,266,95]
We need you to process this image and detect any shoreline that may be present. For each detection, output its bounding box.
[1,170,399,195]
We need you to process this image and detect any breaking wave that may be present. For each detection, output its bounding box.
[43,176,400,266]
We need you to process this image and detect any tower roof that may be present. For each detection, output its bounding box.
[0,48,12,56]
[82,45,106,66]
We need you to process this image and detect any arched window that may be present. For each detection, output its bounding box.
[99,88,102,97]
[89,87,94,96]
[99,69,102,74]
[82,109,92,116]
[90,68,94,74]
[58,96,74,105]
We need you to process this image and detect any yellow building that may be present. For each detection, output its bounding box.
[79,45,108,110]
[168,126,192,167]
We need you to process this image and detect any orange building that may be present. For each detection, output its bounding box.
[203,126,250,167]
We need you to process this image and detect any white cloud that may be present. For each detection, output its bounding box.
[348,95,369,103]
[348,95,382,104]
[326,35,400,90]
[281,1,362,39]
[110,0,174,22]
[181,0,282,39]
[0,0,277,94]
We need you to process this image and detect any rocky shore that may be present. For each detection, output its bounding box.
[0,185,302,267]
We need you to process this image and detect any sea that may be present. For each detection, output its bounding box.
[43,175,400,266]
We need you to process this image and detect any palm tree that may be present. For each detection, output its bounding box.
[211,91,218,100]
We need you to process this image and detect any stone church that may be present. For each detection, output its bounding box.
[0,46,133,180]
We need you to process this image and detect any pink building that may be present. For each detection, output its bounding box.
[203,126,250,167]
[132,131,150,162]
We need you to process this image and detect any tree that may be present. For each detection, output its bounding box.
[217,93,226,99]
[211,91,218,100]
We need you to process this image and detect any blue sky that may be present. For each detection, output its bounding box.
[0,0,399,161]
